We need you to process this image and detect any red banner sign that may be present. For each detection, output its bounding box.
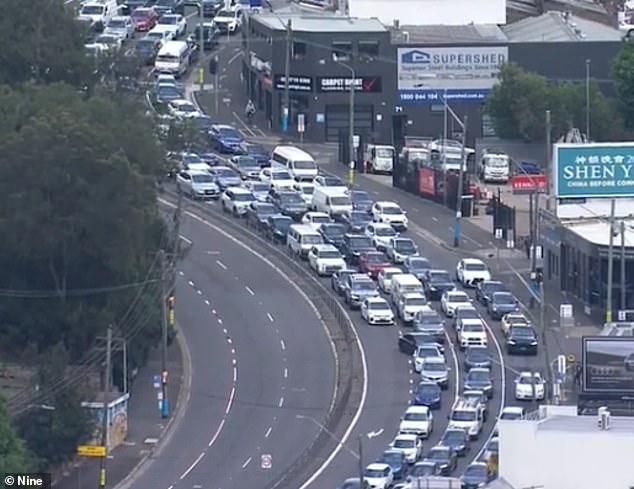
[511,174,547,194]
[418,167,435,196]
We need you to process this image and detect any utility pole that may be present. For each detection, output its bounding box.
[585,59,591,142]
[198,9,204,93]
[357,435,364,488]
[606,198,616,323]
[160,250,169,419]
[442,89,448,208]
[545,110,552,210]
[348,68,355,189]
[98,325,112,489]
[621,220,627,311]
[95,335,128,395]
[453,115,467,247]
[282,19,292,132]
[245,13,252,102]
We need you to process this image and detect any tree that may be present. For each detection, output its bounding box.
[612,40,634,130]
[17,344,93,470]
[485,62,623,142]
[0,394,32,472]
[0,0,91,87]
[0,83,166,371]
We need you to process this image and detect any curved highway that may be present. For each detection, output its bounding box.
[131,202,335,489]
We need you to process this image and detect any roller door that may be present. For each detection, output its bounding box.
[324,105,374,142]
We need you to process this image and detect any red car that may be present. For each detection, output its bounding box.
[359,251,391,279]
[131,7,158,31]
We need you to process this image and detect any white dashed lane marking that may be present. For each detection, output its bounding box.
[280,339,286,351]
[245,286,255,296]
[267,313,274,322]
[216,260,228,270]
[241,457,252,469]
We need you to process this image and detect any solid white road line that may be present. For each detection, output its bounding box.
[180,451,205,480]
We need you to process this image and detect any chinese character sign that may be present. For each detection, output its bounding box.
[553,143,634,198]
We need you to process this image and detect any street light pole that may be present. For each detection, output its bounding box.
[282,19,292,132]
[607,198,616,323]
[454,115,468,247]
[358,435,364,489]
[442,89,448,207]
[198,8,204,93]
[585,59,591,142]
[335,59,356,189]
[621,220,627,311]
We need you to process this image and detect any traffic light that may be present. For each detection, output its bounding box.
[208,57,217,75]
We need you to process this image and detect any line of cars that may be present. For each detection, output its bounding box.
[159,137,549,488]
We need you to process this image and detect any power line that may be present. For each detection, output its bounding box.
[0,279,161,299]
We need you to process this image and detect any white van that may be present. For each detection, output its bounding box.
[286,224,324,259]
[154,41,190,77]
[312,187,352,217]
[389,274,423,304]
[271,145,318,181]
[78,0,119,28]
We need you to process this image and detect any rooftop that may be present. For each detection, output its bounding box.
[566,218,634,247]
[537,413,634,432]
[502,10,622,41]
[392,24,508,44]
[252,6,387,32]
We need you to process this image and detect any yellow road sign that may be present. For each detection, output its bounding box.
[77,445,106,457]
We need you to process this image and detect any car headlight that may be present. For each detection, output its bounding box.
[507,340,516,345]
[492,306,498,311]
[531,341,538,345]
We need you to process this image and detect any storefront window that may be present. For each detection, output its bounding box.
[358,41,379,61]
[332,41,352,61]
[292,41,307,60]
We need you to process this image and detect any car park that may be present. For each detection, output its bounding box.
[475,280,509,305]
[359,251,391,279]
[377,267,403,294]
[389,434,422,464]
[399,405,433,438]
[345,274,379,309]
[514,371,545,400]
[209,124,244,153]
[176,170,219,199]
[360,297,394,325]
[440,290,471,317]
[229,155,262,180]
[220,187,255,216]
[506,325,538,355]
[412,307,445,343]
[456,258,492,287]
[377,450,407,480]
[422,269,455,300]
[396,292,428,323]
[422,445,457,476]
[419,357,449,389]
[365,223,398,251]
[463,367,493,398]
[440,428,469,457]
[245,202,276,231]
[403,256,431,280]
[487,291,519,320]
[386,237,419,264]
[371,201,408,230]
[363,463,393,489]
[307,244,346,276]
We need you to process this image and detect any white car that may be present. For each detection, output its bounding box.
[145,27,172,47]
[386,237,418,264]
[313,174,347,190]
[259,168,295,191]
[363,463,393,489]
[213,6,242,33]
[301,211,333,230]
[242,180,270,202]
[514,372,545,401]
[365,223,398,250]
[220,187,256,216]
[176,170,219,200]
[93,33,124,51]
[155,13,187,38]
[307,244,346,276]
[397,292,428,323]
[167,99,201,119]
[293,182,315,205]
[413,342,444,373]
[456,258,492,287]
[377,267,403,293]
[147,22,178,40]
[494,406,526,434]
[371,201,408,230]
[103,16,135,40]
[440,290,472,317]
[399,405,433,438]
[389,434,422,464]
[457,318,488,350]
[361,297,394,325]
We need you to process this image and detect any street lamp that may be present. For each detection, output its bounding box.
[333,58,356,189]
[295,414,383,487]
[440,95,467,247]
[585,59,591,142]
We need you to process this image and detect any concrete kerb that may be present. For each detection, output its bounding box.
[113,323,193,489]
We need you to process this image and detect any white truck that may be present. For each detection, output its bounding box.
[478,149,510,183]
[365,144,395,174]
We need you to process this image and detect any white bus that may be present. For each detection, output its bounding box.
[154,41,189,77]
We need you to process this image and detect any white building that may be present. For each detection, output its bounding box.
[498,405,634,489]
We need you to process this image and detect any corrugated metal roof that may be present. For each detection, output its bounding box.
[252,7,387,32]
[392,24,508,44]
[502,10,622,41]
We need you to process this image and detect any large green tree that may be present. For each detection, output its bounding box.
[0,0,91,87]
[485,62,623,142]
[0,83,166,371]
[612,40,634,130]
[0,394,32,472]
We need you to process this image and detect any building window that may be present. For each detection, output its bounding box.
[358,41,378,61]
[332,41,352,61]
[292,41,307,60]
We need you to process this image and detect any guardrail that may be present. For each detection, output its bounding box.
[161,188,364,489]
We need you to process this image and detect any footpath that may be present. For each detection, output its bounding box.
[54,334,187,489]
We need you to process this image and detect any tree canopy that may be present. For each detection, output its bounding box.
[0,394,32,472]
[612,40,634,131]
[485,62,624,142]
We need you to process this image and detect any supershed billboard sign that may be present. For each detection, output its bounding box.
[397,46,507,105]
[583,337,634,394]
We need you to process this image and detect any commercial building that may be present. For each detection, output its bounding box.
[242,6,393,142]
[498,405,634,489]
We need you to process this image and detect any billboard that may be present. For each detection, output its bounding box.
[397,46,508,105]
[511,174,547,194]
[583,337,634,393]
[418,167,435,196]
[553,142,634,198]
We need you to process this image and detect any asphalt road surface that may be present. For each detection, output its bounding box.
[129,204,334,489]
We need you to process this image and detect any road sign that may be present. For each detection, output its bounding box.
[261,454,272,469]
[297,114,305,133]
[153,375,161,389]
[77,445,106,457]
[353,135,360,148]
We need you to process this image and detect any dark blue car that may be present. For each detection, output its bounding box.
[461,462,493,488]
[413,381,442,409]
[464,346,492,370]
[377,450,407,479]
[238,142,270,167]
[209,124,244,153]
[350,190,373,212]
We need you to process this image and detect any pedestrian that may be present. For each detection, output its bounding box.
[524,237,531,260]
[574,364,582,387]
[245,99,255,125]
